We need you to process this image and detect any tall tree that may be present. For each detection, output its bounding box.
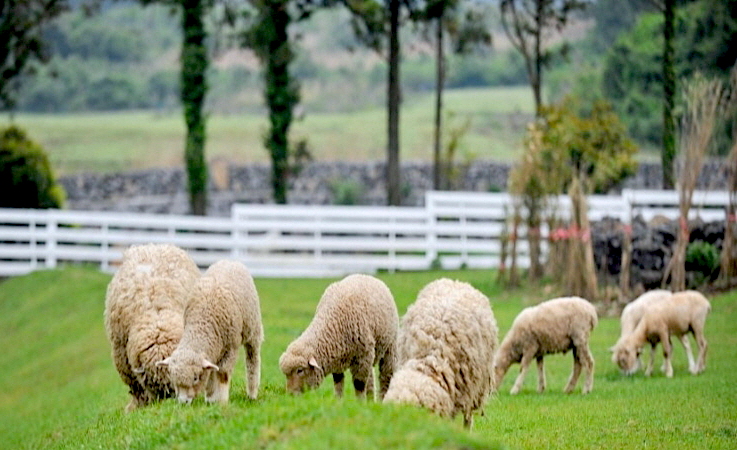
[660,0,676,189]
[181,0,209,215]
[243,0,300,204]
[387,0,401,205]
[500,0,588,117]
[140,0,210,215]
[1,0,68,112]
[414,2,489,190]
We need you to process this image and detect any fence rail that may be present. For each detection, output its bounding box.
[0,189,731,278]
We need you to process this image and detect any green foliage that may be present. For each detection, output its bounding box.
[686,240,720,285]
[0,0,68,110]
[1,267,737,449]
[0,125,65,208]
[602,0,737,150]
[329,177,365,205]
[510,97,638,196]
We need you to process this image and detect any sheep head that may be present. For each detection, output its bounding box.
[278,349,324,395]
[610,343,640,375]
[156,351,219,403]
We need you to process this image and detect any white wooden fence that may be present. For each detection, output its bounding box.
[0,189,731,278]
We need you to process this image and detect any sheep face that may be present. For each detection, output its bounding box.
[156,353,219,403]
[611,345,640,375]
[279,354,324,395]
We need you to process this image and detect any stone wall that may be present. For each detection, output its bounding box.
[59,159,730,216]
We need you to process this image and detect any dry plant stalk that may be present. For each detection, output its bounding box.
[619,223,633,299]
[663,75,728,291]
[718,138,737,288]
[563,176,599,301]
[508,199,522,288]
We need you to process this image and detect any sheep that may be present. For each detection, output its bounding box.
[156,259,263,404]
[494,296,598,395]
[278,273,398,400]
[609,289,695,375]
[383,278,498,428]
[610,290,710,377]
[104,243,201,411]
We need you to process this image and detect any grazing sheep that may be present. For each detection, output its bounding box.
[279,273,398,400]
[494,296,598,395]
[611,290,710,377]
[157,260,263,404]
[610,289,694,375]
[383,278,498,428]
[104,243,200,411]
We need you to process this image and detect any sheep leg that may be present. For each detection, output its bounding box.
[580,344,595,394]
[377,346,396,401]
[692,322,708,374]
[660,331,673,378]
[535,356,546,393]
[564,348,583,394]
[207,351,236,403]
[678,334,697,374]
[351,361,375,400]
[244,342,261,400]
[510,352,534,395]
[332,373,345,398]
[645,343,656,376]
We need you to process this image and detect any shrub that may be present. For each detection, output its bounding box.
[686,240,720,286]
[329,177,364,205]
[0,126,66,209]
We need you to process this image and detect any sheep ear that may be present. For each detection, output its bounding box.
[203,360,220,372]
[308,357,320,369]
[155,358,170,368]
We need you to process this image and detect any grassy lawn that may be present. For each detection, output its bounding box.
[4,86,535,176]
[0,267,735,449]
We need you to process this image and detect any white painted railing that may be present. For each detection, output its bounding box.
[0,189,731,277]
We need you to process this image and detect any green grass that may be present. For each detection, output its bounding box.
[1,267,735,449]
[5,86,535,176]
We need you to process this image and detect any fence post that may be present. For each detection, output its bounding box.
[425,191,437,268]
[45,212,57,269]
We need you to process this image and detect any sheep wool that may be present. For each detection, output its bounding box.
[612,290,710,377]
[383,278,498,429]
[157,259,263,404]
[104,243,200,411]
[494,296,597,395]
[611,289,675,375]
[279,273,398,400]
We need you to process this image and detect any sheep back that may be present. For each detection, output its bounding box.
[279,273,398,394]
[104,243,200,408]
[384,278,498,423]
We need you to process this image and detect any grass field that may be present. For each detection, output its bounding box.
[1,267,735,449]
[4,86,535,176]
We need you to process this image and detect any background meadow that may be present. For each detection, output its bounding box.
[0,267,735,449]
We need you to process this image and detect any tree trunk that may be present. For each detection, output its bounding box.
[433,17,444,191]
[662,0,676,189]
[533,0,543,117]
[387,0,401,206]
[264,1,295,205]
[181,0,208,216]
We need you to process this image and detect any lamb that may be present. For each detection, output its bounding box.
[279,273,398,400]
[610,289,691,375]
[383,278,498,428]
[494,296,597,395]
[157,259,263,404]
[104,243,201,411]
[610,290,710,377]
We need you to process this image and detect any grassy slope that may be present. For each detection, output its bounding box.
[0,267,735,449]
[6,86,534,176]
